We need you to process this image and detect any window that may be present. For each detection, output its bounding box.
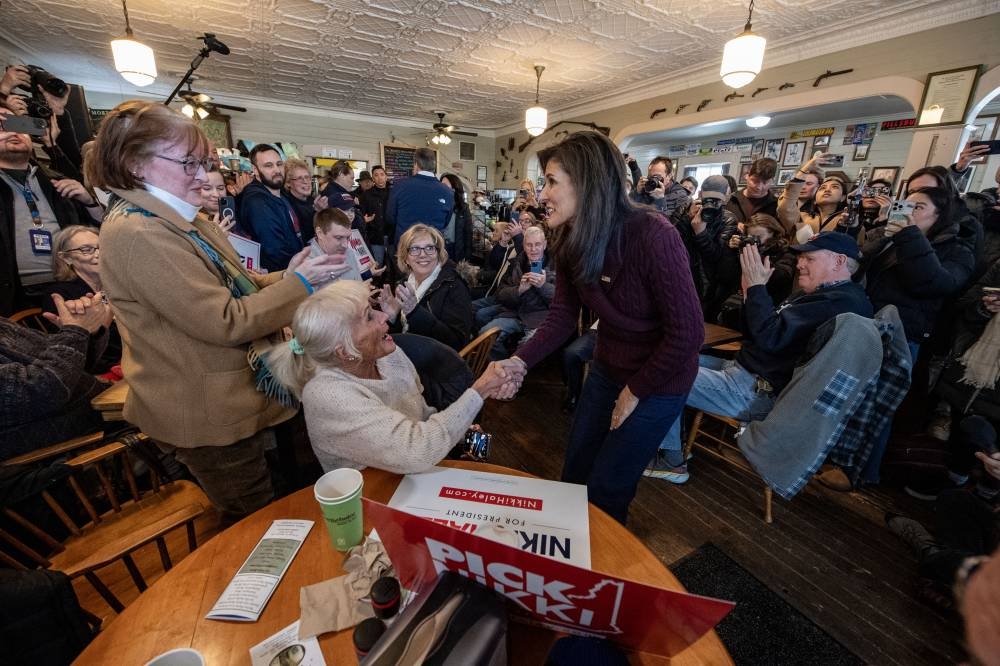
[682,163,730,186]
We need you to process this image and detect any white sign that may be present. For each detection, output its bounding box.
[349,229,377,274]
[388,466,592,568]
[337,148,353,159]
[228,234,261,272]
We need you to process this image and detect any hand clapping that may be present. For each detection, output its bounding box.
[44,292,112,333]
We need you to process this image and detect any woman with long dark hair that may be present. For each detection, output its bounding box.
[503,131,704,524]
[439,173,472,262]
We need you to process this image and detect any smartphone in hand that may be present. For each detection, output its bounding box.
[219,195,236,221]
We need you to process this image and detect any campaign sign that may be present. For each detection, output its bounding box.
[228,234,261,272]
[364,498,734,658]
[349,229,376,272]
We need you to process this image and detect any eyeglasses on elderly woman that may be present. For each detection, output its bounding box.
[155,154,214,176]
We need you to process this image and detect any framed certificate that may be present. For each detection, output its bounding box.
[917,66,981,126]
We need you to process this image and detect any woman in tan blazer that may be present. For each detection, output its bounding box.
[85,101,341,522]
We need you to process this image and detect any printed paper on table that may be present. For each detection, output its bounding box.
[206,519,313,622]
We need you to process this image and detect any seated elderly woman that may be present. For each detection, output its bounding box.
[378,224,472,350]
[39,226,121,374]
[267,280,509,473]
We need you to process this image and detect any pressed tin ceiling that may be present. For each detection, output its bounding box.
[0,0,995,131]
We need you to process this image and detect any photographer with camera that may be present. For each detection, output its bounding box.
[669,175,737,305]
[630,156,690,217]
[0,65,79,180]
[0,106,102,316]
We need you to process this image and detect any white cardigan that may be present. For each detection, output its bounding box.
[301,347,483,474]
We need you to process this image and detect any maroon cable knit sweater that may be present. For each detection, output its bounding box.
[516,208,704,398]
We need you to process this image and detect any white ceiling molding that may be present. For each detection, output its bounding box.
[0,0,998,134]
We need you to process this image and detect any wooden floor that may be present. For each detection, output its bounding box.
[72,362,968,665]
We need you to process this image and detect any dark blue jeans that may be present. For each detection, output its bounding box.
[563,363,686,524]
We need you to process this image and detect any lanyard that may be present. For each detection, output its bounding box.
[18,182,43,227]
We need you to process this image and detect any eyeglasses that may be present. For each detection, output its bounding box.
[288,176,311,183]
[63,245,99,257]
[408,244,438,257]
[155,154,214,176]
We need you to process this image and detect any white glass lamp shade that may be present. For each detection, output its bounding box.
[440,133,451,145]
[112,37,157,87]
[746,115,771,129]
[720,30,766,89]
[181,104,195,118]
[525,106,548,137]
[196,106,210,120]
[919,104,944,125]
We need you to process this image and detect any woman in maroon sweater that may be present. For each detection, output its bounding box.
[508,131,704,524]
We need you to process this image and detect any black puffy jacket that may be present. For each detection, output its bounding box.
[860,219,977,342]
[388,261,472,351]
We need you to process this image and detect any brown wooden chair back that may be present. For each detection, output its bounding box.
[459,327,500,380]
[9,307,57,333]
[0,432,209,614]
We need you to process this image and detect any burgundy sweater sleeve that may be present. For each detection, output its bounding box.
[627,220,704,398]
[513,265,581,369]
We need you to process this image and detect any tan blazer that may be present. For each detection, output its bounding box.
[100,188,306,447]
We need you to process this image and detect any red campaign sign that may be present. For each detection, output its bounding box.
[364,498,734,658]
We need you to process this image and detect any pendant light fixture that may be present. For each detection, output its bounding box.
[720,0,766,90]
[525,65,548,137]
[111,0,157,87]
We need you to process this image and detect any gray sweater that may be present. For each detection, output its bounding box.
[301,348,483,474]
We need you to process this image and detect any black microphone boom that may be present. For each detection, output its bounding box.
[164,33,231,105]
[202,33,230,55]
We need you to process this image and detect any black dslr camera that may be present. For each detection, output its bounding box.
[643,174,664,194]
[699,198,724,225]
[738,234,761,249]
[16,65,69,119]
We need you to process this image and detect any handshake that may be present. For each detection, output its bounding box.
[471,358,529,401]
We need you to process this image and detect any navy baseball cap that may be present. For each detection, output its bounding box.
[790,231,861,260]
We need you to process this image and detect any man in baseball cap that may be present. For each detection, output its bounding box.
[646,230,873,484]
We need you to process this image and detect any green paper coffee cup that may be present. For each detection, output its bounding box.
[314,468,364,551]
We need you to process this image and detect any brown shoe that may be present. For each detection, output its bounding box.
[816,465,852,492]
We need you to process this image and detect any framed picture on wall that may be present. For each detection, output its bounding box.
[781,141,807,167]
[871,166,900,187]
[738,162,752,184]
[739,153,753,163]
[917,65,981,126]
[853,144,870,161]
[199,113,233,150]
[751,139,764,157]
[777,168,796,186]
[812,135,830,150]
[477,165,488,180]
[763,138,783,161]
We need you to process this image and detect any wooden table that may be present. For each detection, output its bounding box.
[74,461,732,665]
[703,323,742,349]
[91,380,129,422]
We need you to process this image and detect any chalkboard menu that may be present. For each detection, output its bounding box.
[380,144,437,184]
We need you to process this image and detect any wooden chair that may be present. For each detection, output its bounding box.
[9,307,57,333]
[683,409,775,523]
[0,431,210,614]
[459,326,500,379]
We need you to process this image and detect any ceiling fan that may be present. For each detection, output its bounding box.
[176,83,247,119]
[428,112,477,144]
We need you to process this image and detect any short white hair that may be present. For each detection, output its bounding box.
[523,226,546,243]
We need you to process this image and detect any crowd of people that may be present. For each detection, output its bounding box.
[2,76,1000,642]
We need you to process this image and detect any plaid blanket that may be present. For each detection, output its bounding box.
[827,306,911,482]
